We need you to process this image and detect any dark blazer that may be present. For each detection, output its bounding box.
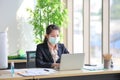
[36,42,69,68]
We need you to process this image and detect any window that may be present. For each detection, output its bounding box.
[110,0,120,66]
[66,0,120,66]
[73,0,83,53]
[90,0,102,64]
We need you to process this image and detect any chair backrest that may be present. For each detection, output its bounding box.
[26,51,36,68]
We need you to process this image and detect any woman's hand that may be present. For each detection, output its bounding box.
[51,63,60,69]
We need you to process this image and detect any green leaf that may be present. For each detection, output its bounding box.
[27,0,68,44]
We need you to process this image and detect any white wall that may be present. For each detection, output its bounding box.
[0,0,36,55]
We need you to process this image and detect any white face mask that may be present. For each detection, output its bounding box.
[48,37,59,45]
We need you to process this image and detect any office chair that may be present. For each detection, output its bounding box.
[26,51,36,68]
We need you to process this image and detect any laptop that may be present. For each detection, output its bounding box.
[59,53,84,71]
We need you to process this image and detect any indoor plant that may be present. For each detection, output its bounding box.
[27,0,68,43]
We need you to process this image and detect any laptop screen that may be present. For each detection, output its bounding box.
[59,53,84,71]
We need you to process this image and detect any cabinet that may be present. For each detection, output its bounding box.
[8,60,27,69]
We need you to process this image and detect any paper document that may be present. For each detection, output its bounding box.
[18,68,56,76]
[83,65,104,71]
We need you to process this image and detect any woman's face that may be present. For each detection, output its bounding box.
[48,30,59,37]
[47,30,60,44]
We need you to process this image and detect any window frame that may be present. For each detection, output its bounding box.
[63,0,110,64]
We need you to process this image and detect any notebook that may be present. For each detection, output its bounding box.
[59,53,84,71]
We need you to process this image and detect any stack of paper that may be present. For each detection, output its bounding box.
[83,65,104,71]
[18,68,56,76]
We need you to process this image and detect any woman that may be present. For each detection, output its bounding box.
[36,24,69,68]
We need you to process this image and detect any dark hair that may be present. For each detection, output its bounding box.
[43,24,60,43]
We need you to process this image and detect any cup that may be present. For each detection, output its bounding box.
[104,59,111,69]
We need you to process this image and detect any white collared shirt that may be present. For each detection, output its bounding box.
[48,42,59,63]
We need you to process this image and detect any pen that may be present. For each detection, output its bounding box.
[44,69,49,72]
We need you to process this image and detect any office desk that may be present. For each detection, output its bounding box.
[34,69,120,80]
[8,60,27,69]
[8,60,27,63]
[0,68,120,80]
[0,70,32,80]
